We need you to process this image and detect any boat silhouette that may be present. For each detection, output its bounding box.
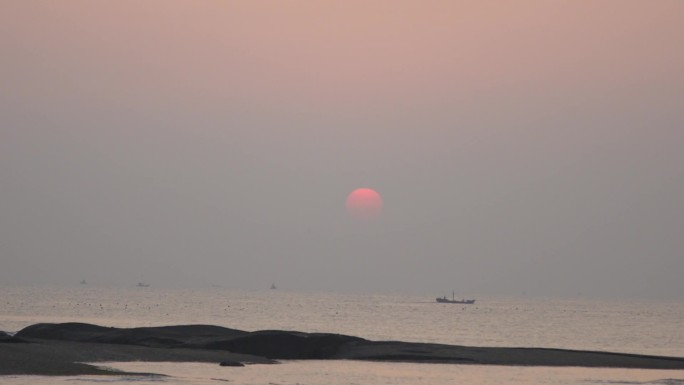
[436,291,475,304]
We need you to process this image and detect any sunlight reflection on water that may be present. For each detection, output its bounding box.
[5,361,683,385]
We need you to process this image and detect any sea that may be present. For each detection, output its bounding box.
[1,285,683,385]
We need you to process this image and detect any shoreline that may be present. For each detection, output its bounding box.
[3,322,684,376]
[0,339,273,376]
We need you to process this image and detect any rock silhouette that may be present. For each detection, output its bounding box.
[4,322,684,376]
[0,330,27,344]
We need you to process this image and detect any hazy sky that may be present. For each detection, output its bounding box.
[2,1,683,299]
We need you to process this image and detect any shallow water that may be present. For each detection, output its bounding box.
[2,285,684,384]
[4,361,684,385]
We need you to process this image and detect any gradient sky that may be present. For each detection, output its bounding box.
[2,1,683,298]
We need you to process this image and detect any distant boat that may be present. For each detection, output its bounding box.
[80,280,87,285]
[270,283,277,290]
[137,282,150,287]
[436,291,475,304]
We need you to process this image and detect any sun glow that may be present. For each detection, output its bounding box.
[345,188,383,220]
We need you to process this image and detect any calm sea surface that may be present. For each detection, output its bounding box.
[1,285,683,384]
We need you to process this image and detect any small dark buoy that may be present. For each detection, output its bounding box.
[219,360,244,367]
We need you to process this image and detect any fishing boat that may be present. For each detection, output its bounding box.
[136,282,150,287]
[436,291,475,304]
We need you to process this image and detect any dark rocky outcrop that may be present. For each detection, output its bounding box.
[17,322,248,348]
[219,360,245,367]
[7,322,684,375]
[0,330,27,343]
[334,340,684,369]
[204,330,365,359]
[0,337,273,375]
[17,323,364,359]
[17,323,112,341]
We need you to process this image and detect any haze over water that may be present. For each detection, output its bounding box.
[2,2,683,383]
[2,1,684,298]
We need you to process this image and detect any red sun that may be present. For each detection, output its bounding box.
[346,188,383,220]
